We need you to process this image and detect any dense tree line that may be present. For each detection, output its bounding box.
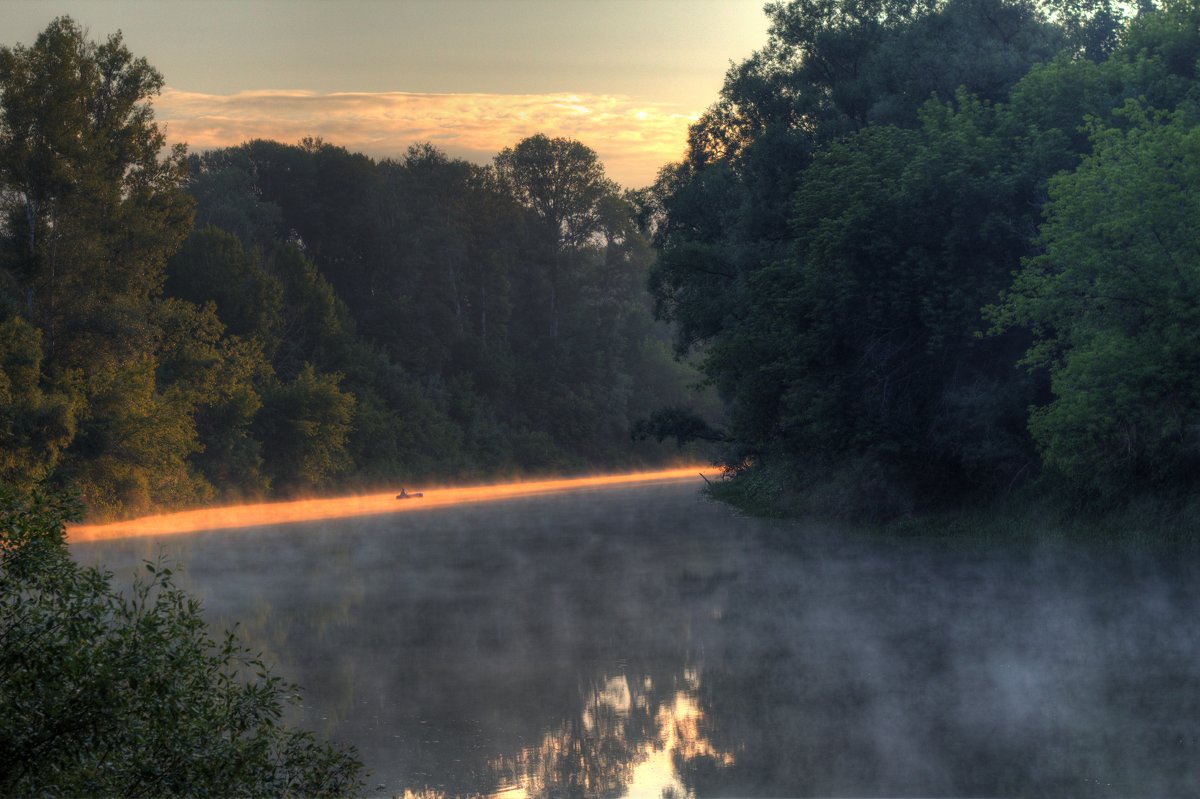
[650,0,1200,518]
[0,18,705,520]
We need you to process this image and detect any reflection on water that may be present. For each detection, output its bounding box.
[470,670,733,799]
[73,482,1200,797]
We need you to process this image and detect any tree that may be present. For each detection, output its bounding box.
[773,96,1053,488]
[0,18,199,515]
[256,364,356,494]
[167,226,285,356]
[646,0,1078,513]
[0,317,76,490]
[494,134,619,340]
[0,16,193,370]
[991,103,1200,492]
[0,488,363,796]
[186,151,286,256]
[652,0,1066,358]
[153,297,272,498]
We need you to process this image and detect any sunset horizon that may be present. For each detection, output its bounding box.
[154,85,701,187]
[6,0,768,187]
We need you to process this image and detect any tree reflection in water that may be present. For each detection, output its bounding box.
[478,670,733,799]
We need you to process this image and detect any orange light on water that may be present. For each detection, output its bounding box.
[67,466,709,543]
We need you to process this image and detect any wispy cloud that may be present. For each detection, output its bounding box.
[155,88,699,187]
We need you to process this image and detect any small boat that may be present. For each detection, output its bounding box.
[395,488,424,499]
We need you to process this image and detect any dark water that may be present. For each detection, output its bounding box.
[74,482,1200,797]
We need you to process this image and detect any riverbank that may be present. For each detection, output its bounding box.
[707,465,1200,550]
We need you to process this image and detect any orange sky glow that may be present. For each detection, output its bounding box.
[7,0,770,188]
[156,88,699,188]
[67,466,710,544]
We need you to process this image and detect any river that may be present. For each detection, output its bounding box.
[72,479,1200,797]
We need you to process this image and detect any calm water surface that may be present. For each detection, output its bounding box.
[74,482,1200,797]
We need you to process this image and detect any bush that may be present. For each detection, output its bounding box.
[0,487,363,797]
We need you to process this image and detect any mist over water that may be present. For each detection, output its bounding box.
[74,482,1200,797]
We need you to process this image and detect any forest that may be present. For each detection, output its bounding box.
[646,0,1200,525]
[0,18,708,521]
[2,2,1199,521]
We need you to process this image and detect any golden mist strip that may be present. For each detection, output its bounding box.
[67,466,708,543]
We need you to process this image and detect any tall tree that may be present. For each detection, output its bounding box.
[0,16,192,369]
[0,17,198,514]
[494,134,619,340]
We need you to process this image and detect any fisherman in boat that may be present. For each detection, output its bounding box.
[395,487,423,499]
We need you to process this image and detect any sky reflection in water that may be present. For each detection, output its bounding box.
[73,482,1200,797]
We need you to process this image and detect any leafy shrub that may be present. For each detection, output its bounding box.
[0,488,363,797]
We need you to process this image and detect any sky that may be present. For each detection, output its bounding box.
[5,0,770,187]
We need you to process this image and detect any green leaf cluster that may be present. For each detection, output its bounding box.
[995,103,1200,490]
[0,488,363,796]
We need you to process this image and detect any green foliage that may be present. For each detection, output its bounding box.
[494,134,620,251]
[185,134,703,483]
[0,487,363,796]
[0,17,721,517]
[1116,0,1200,107]
[681,94,1056,501]
[648,0,1200,525]
[0,17,193,371]
[167,226,285,354]
[67,354,209,518]
[264,242,357,382]
[0,316,76,489]
[256,365,356,494]
[1044,0,1127,59]
[993,103,1200,491]
[0,17,205,517]
[154,297,272,498]
[185,152,286,255]
[651,0,1068,394]
[631,406,727,447]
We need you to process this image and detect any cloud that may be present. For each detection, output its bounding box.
[154,87,700,187]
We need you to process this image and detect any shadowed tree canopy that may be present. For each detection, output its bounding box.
[494,134,620,249]
[641,0,1200,518]
[0,17,192,368]
[494,134,623,341]
[0,17,203,516]
[0,16,708,522]
[991,102,1200,492]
